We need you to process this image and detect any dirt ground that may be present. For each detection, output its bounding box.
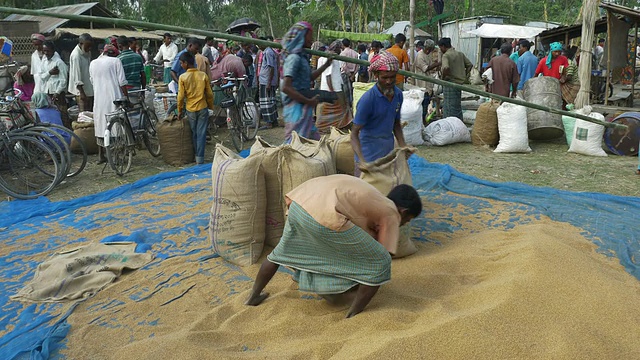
[2,125,638,203]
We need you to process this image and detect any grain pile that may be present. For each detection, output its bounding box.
[56,194,640,360]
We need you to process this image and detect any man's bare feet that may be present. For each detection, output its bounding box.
[245,292,270,306]
[635,169,640,175]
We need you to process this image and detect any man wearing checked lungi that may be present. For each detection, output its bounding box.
[246,175,423,318]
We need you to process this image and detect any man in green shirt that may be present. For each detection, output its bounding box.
[117,36,146,90]
[438,37,472,120]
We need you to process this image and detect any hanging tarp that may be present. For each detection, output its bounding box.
[319,29,392,42]
[466,23,546,39]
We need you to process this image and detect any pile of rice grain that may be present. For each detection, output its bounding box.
[63,218,640,360]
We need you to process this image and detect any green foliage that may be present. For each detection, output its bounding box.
[4,0,640,40]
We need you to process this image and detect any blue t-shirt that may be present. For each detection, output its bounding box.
[35,108,71,146]
[259,47,278,87]
[358,52,369,75]
[171,49,188,88]
[517,51,539,90]
[353,84,403,162]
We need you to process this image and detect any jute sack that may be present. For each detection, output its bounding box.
[328,127,355,175]
[250,137,283,247]
[71,121,98,155]
[157,115,193,166]
[472,100,500,146]
[360,147,416,258]
[210,144,266,266]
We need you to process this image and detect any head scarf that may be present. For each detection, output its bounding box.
[383,40,392,49]
[369,51,399,72]
[103,44,119,57]
[30,33,45,42]
[546,42,563,69]
[32,92,49,109]
[328,40,342,53]
[13,65,28,85]
[282,21,312,57]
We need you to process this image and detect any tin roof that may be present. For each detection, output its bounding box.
[3,2,119,34]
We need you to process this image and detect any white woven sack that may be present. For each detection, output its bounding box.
[495,102,532,153]
[568,107,607,157]
[401,89,425,146]
[422,117,471,146]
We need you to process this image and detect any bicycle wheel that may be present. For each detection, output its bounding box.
[0,135,60,199]
[142,109,161,157]
[240,101,259,141]
[106,117,133,176]
[228,106,243,152]
[16,129,68,182]
[28,127,72,180]
[39,123,87,178]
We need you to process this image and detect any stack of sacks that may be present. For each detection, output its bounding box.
[210,144,266,266]
[249,132,336,248]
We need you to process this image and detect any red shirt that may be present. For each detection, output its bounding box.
[534,55,569,79]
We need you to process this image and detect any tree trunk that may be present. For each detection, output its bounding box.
[574,0,598,108]
[350,0,355,32]
[380,0,386,32]
[265,0,275,38]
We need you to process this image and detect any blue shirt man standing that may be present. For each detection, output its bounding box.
[517,40,539,92]
[351,51,409,175]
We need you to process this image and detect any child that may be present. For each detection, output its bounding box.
[177,52,214,164]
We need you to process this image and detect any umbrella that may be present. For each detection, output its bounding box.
[226,18,261,34]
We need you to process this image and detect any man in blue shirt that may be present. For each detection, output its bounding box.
[516,40,539,96]
[171,38,202,89]
[351,51,408,175]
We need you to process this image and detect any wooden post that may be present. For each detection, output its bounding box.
[633,21,638,102]
[605,11,612,105]
[410,0,416,76]
[574,0,598,108]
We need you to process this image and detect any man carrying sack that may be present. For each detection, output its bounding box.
[350,51,413,176]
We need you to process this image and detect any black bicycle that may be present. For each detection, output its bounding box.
[105,89,161,176]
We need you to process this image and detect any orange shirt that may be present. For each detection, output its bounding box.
[285,174,401,254]
[386,44,409,85]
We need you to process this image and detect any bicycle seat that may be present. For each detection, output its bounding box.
[113,98,130,107]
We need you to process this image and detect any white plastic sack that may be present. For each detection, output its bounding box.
[470,67,483,85]
[482,68,494,84]
[401,89,425,146]
[495,102,532,153]
[422,117,471,146]
[568,106,607,157]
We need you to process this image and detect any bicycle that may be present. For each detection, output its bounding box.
[105,88,161,176]
[4,88,88,179]
[211,73,260,152]
[0,118,61,199]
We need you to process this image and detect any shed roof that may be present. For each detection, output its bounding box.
[537,18,608,43]
[53,28,162,41]
[600,2,640,22]
[466,24,547,39]
[3,2,119,34]
[384,21,432,37]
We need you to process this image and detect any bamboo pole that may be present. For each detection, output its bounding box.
[605,11,612,106]
[574,0,598,109]
[0,6,625,130]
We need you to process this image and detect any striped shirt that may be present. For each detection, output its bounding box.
[118,49,144,88]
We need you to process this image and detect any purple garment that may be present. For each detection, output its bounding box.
[35,107,71,146]
[14,81,35,102]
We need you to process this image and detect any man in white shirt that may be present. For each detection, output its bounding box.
[30,33,46,93]
[316,40,352,134]
[36,41,69,128]
[68,33,94,112]
[90,44,128,164]
[202,36,219,64]
[153,33,178,84]
[594,38,605,71]
[340,38,359,107]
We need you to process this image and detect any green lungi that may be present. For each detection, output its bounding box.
[163,67,172,84]
[268,201,391,295]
